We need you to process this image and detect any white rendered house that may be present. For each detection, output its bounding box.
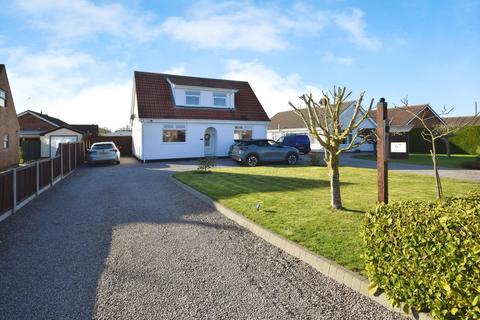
[267,101,376,152]
[130,71,270,160]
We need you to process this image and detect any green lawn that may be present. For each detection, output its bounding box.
[354,153,477,169]
[173,166,478,274]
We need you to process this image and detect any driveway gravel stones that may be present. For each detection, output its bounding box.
[0,159,405,319]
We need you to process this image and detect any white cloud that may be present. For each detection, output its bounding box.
[322,51,355,65]
[162,64,187,75]
[161,1,379,52]
[161,3,291,52]
[4,47,131,130]
[223,60,323,116]
[12,0,161,42]
[334,8,381,50]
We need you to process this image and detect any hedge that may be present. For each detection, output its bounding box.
[363,190,480,319]
[409,126,480,155]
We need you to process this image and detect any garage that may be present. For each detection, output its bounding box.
[40,127,83,158]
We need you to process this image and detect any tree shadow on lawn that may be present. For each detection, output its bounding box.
[182,171,355,199]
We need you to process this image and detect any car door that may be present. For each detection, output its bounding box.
[266,140,284,161]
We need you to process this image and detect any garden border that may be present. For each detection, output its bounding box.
[170,175,432,320]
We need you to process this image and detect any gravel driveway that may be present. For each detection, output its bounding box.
[0,159,405,320]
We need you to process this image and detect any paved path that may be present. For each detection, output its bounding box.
[0,159,404,319]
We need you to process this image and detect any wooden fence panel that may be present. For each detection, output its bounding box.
[53,156,62,179]
[0,171,13,214]
[39,160,51,189]
[16,165,36,203]
[62,144,70,175]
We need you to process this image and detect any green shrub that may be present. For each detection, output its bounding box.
[363,190,480,319]
[449,126,480,155]
[197,157,216,173]
[409,126,480,155]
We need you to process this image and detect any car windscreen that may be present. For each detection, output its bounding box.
[91,144,115,150]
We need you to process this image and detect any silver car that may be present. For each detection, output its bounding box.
[229,139,299,167]
[87,142,120,164]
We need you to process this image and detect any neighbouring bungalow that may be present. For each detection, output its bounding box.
[17,110,99,159]
[369,104,446,156]
[267,101,376,152]
[130,71,270,160]
[0,64,20,170]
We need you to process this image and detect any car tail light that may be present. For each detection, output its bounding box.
[112,148,118,152]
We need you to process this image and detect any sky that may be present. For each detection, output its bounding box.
[0,0,479,130]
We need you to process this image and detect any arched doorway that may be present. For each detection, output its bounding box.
[204,127,217,156]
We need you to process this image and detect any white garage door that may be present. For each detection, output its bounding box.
[50,136,78,157]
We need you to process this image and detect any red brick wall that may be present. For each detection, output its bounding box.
[0,66,20,170]
[18,113,56,131]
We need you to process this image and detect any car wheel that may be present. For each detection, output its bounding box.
[246,154,259,167]
[286,153,298,165]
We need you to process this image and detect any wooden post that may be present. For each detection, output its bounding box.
[60,144,64,178]
[35,161,40,195]
[12,168,17,213]
[74,143,77,170]
[376,98,389,204]
[69,144,72,173]
[50,158,54,186]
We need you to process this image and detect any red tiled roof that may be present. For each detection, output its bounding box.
[134,71,270,122]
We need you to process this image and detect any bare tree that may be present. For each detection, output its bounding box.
[289,87,373,210]
[398,98,479,198]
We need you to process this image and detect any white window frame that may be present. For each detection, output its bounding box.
[3,133,9,149]
[213,92,227,107]
[0,89,5,108]
[162,124,187,143]
[234,125,253,140]
[185,91,200,106]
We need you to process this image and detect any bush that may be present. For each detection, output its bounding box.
[461,158,480,170]
[363,190,480,319]
[449,126,480,155]
[409,126,480,155]
[197,157,216,173]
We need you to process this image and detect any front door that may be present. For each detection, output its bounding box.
[204,127,216,156]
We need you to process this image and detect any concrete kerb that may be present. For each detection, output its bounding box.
[169,175,433,320]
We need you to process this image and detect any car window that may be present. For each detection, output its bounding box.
[267,140,280,147]
[91,143,115,150]
[253,140,268,147]
[299,136,309,143]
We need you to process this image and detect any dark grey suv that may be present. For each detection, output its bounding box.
[229,139,299,167]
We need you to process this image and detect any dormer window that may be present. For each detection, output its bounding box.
[213,92,227,107]
[185,90,200,105]
[0,89,5,108]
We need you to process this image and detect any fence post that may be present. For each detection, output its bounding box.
[36,161,40,195]
[74,143,77,170]
[50,157,54,186]
[12,168,17,214]
[69,144,72,173]
[60,144,64,178]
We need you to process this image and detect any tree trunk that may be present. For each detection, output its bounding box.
[443,137,451,157]
[430,142,443,199]
[325,151,342,210]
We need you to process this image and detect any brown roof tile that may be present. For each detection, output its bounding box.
[368,104,432,127]
[443,115,480,127]
[134,71,270,122]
